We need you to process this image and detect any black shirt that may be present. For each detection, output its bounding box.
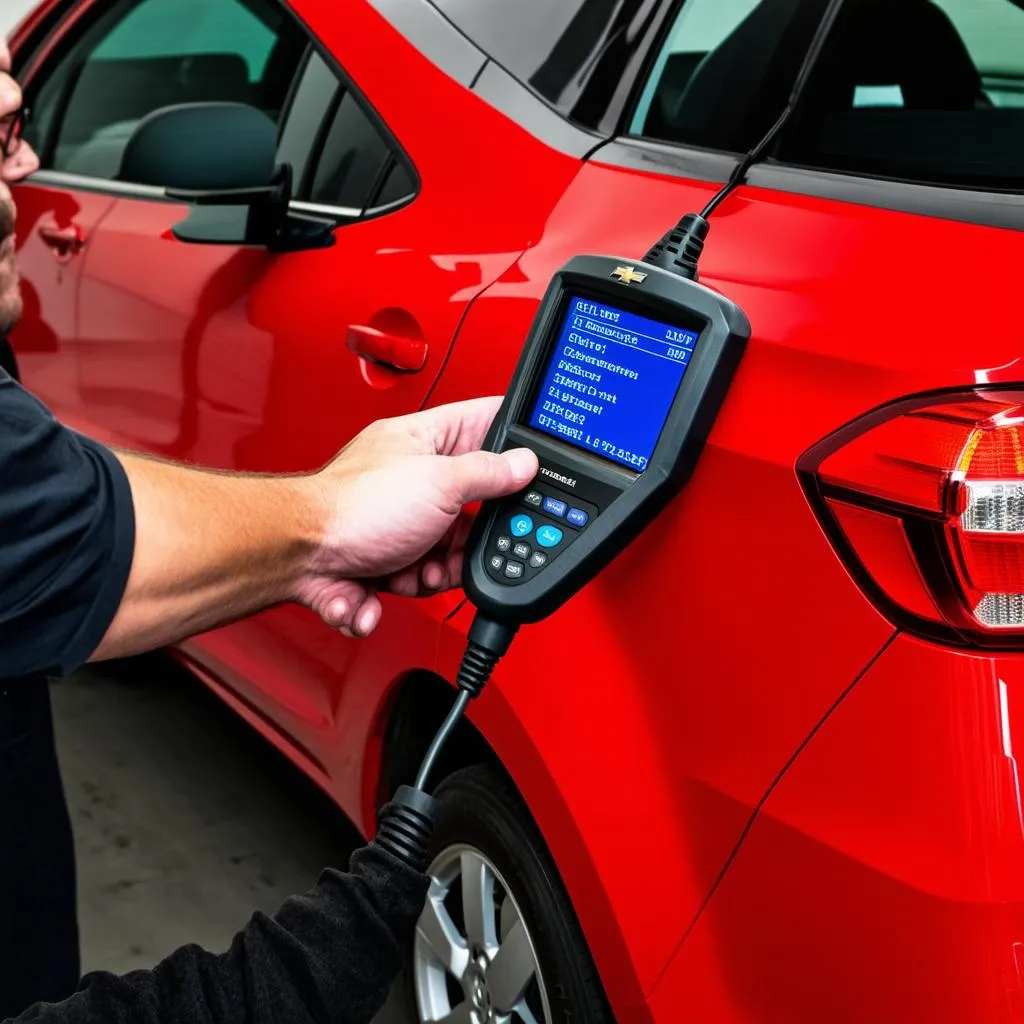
[10,838,429,1024]
[0,370,429,1022]
[0,370,135,681]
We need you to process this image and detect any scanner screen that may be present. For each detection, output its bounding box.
[527,294,699,472]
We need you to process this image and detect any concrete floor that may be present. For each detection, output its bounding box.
[52,654,408,1022]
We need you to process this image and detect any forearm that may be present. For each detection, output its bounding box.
[90,453,325,662]
[8,839,429,1024]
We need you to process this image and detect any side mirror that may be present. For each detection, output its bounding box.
[119,102,335,253]
[119,101,277,191]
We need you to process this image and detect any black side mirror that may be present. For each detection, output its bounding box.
[119,101,277,191]
[119,102,335,253]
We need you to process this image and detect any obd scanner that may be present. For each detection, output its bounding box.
[395,203,762,800]
[376,219,753,868]
[464,251,749,626]
[370,0,849,880]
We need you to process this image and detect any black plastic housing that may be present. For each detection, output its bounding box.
[464,253,750,625]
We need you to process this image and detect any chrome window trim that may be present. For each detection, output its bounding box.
[26,168,168,199]
[290,199,361,219]
[24,170,377,222]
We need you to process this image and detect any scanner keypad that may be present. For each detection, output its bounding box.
[486,485,599,586]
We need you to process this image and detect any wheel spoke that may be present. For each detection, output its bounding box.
[418,888,470,980]
[461,850,498,953]
[488,918,536,1012]
[513,1003,542,1024]
[431,1002,474,1024]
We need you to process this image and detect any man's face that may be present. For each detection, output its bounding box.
[0,39,41,335]
[0,180,18,335]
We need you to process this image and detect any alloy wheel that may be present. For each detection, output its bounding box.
[413,842,552,1024]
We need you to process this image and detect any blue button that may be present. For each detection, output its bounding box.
[542,497,567,518]
[567,508,589,528]
[536,525,563,548]
[511,514,534,538]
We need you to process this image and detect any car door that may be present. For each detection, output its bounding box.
[14,0,307,452]
[13,0,581,772]
[8,182,113,402]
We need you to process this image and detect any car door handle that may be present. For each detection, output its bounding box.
[347,325,427,373]
[38,223,86,261]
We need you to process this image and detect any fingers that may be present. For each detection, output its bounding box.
[389,558,451,597]
[342,593,382,638]
[308,580,383,637]
[445,446,538,506]
[410,396,504,456]
[0,40,10,75]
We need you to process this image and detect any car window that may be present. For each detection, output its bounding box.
[24,0,307,182]
[308,93,391,209]
[628,0,833,152]
[778,0,1024,188]
[429,0,675,135]
[373,161,415,209]
[281,50,416,213]
[91,0,278,77]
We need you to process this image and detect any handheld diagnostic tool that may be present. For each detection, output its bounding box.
[463,253,750,624]
[349,0,847,904]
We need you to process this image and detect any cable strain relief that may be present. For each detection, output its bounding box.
[455,641,501,698]
[374,785,440,872]
[643,212,709,280]
[468,612,519,656]
[454,613,518,698]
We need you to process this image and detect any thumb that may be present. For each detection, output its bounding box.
[446,447,538,505]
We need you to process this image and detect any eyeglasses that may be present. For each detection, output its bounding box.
[1,106,29,161]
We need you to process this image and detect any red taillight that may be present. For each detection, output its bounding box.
[798,388,1024,649]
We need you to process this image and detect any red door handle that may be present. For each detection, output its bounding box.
[38,222,86,262]
[347,325,427,373]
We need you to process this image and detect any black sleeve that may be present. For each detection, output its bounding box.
[7,840,430,1024]
[0,370,136,680]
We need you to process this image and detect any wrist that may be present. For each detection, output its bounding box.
[279,473,335,597]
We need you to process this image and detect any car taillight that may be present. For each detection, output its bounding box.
[798,388,1024,649]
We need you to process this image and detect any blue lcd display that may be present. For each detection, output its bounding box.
[527,295,699,472]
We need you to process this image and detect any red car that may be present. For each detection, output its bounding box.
[9,0,1024,1020]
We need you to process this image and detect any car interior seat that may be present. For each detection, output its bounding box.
[798,0,985,116]
[645,0,985,154]
[777,0,1010,181]
[646,0,832,151]
[55,53,253,179]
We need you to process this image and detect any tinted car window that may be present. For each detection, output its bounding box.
[25,0,306,181]
[276,48,333,193]
[279,51,415,211]
[373,161,415,208]
[779,0,1024,188]
[309,92,391,209]
[629,0,833,152]
[430,0,676,135]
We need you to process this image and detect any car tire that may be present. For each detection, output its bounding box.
[400,763,612,1024]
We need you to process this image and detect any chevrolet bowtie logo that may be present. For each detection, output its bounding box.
[610,265,647,285]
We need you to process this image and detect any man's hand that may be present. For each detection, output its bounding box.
[93,398,536,661]
[296,397,536,636]
[0,39,40,181]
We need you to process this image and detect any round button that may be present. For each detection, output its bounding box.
[536,525,563,548]
[511,514,534,538]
